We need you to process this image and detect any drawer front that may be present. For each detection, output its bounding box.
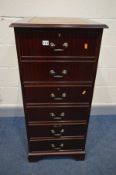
[21,61,95,82]
[29,138,85,151]
[26,105,90,122]
[24,85,92,104]
[17,28,99,57]
[28,123,87,138]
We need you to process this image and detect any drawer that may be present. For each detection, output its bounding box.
[26,105,90,122]
[17,28,100,57]
[29,138,85,151]
[24,85,92,104]
[21,61,95,83]
[28,122,87,138]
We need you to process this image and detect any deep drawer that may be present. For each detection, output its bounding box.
[21,61,95,83]
[24,85,92,104]
[26,105,90,122]
[29,138,85,151]
[28,122,87,138]
[17,28,99,57]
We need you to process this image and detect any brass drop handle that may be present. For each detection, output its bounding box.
[50,42,56,48]
[51,123,64,138]
[50,128,64,137]
[50,42,64,51]
[50,42,68,51]
[49,69,67,78]
[51,143,64,150]
[50,92,67,100]
[62,42,69,48]
[50,112,65,120]
[54,48,64,52]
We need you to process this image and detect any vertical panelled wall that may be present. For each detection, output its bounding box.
[0,0,116,116]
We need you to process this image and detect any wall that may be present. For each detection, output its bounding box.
[0,0,116,115]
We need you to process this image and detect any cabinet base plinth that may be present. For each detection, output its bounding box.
[28,151,85,162]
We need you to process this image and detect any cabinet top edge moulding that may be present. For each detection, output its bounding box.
[10,17,108,28]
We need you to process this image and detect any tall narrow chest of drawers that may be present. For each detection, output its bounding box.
[10,17,108,162]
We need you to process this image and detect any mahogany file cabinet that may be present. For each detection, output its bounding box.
[10,17,108,161]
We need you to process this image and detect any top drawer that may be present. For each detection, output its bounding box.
[16,28,101,58]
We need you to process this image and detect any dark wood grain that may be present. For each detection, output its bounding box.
[16,28,101,57]
[29,137,85,152]
[12,17,107,162]
[28,150,85,161]
[25,105,90,122]
[28,122,87,138]
[21,61,95,83]
[23,85,92,104]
